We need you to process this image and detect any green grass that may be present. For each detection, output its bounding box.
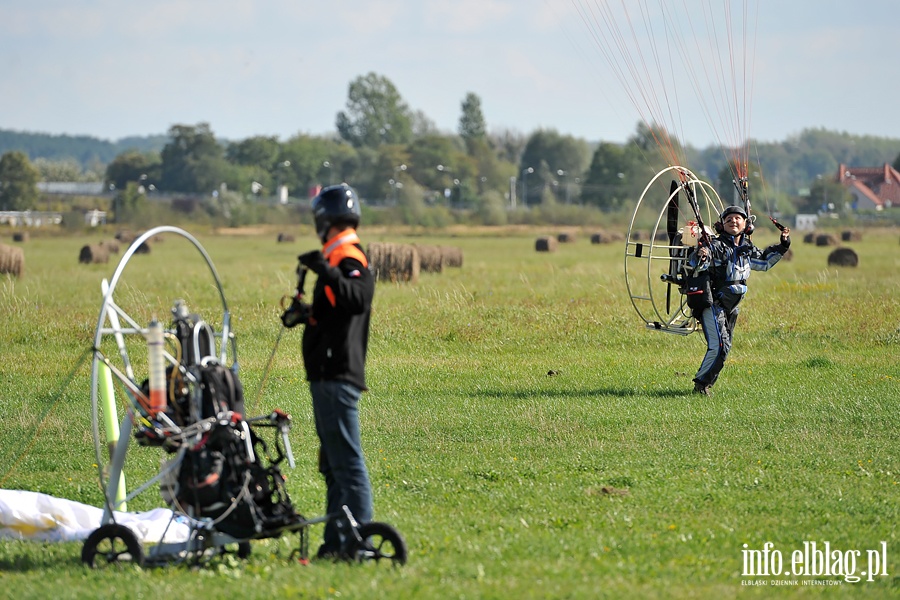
[1,227,898,598]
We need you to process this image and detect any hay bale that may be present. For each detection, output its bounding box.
[79,244,109,264]
[827,247,858,267]
[12,231,29,243]
[132,240,151,254]
[99,240,120,254]
[414,244,444,273]
[277,233,295,243]
[440,246,463,268]
[115,230,135,244]
[815,233,839,247]
[367,242,420,283]
[780,248,794,262]
[802,232,816,244]
[0,243,24,278]
[557,232,576,243]
[535,237,558,252]
[840,230,862,242]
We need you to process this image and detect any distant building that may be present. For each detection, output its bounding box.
[794,214,818,231]
[37,182,106,195]
[84,210,107,227]
[837,163,900,211]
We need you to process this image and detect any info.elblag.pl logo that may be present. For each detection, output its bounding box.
[741,541,889,585]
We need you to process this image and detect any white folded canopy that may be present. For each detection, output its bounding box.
[0,489,190,543]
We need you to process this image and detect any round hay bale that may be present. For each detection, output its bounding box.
[413,244,444,273]
[132,240,151,254]
[815,233,839,247]
[12,231,29,243]
[535,237,558,252]
[557,232,576,243]
[827,247,858,267]
[439,246,463,268]
[840,230,862,242]
[367,242,420,283]
[277,233,295,243]
[802,232,816,244]
[780,248,794,262]
[590,232,612,244]
[653,230,669,242]
[99,240,120,254]
[115,230,135,244]
[79,244,109,264]
[0,243,25,278]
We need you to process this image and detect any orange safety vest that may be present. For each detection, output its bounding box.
[322,229,368,307]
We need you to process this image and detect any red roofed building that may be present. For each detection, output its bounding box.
[837,163,900,210]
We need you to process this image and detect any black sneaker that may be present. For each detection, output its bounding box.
[693,382,712,396]
[315,543,356,563]
[314,544,342,561]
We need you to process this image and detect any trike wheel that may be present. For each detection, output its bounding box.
[82,524,144,568]
[351,522,407,565]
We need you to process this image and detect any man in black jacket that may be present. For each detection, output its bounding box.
[282,183,375,558]
[688,205,790,396]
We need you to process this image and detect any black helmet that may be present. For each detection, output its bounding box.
[719,205,748,221]
[311,183,361,242]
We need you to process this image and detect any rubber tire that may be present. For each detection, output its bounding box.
[238,541,252,559]
[352,522,407,565]
[82,524,144,568]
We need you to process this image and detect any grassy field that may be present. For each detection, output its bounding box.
[0,225,898,598]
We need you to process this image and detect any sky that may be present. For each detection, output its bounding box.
[1,0,898,149]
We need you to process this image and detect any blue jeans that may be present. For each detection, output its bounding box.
[310,380,373,550]
[694,304,739,386]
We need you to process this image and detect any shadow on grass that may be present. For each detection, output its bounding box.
[473,387,693,400]
[0,547,83,572]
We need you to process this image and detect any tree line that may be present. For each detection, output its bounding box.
[2,72,900,225]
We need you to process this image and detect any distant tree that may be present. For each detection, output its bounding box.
[226,136,281,170]
[520,130,591,204]
[467,137,514,196]
[892,151,900,172]
[490,129,527,164]
[33,158,84,182]
[105,151,162,192]
[406,135,466,192]
[369,145,413,203]
[160,123,228,193]
[581,142,642,211]
[336,73,413,149]
[629,121,680,172]
[410,110,439,138]
[459,92,487,152]
[0,151,41,210]
[112,181,149,224]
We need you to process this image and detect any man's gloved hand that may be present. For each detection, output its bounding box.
[280,298,311,328]
[298,250,327,275]
[780,227,791,250]
[697,246,711,262]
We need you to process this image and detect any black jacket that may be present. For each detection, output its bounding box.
[302,231,374,390]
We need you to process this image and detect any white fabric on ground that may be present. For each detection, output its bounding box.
[0,489,190,543]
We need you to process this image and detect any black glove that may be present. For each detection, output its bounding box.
[298,250,327,275]
[780,234,791,250]
[280,298,311,328]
